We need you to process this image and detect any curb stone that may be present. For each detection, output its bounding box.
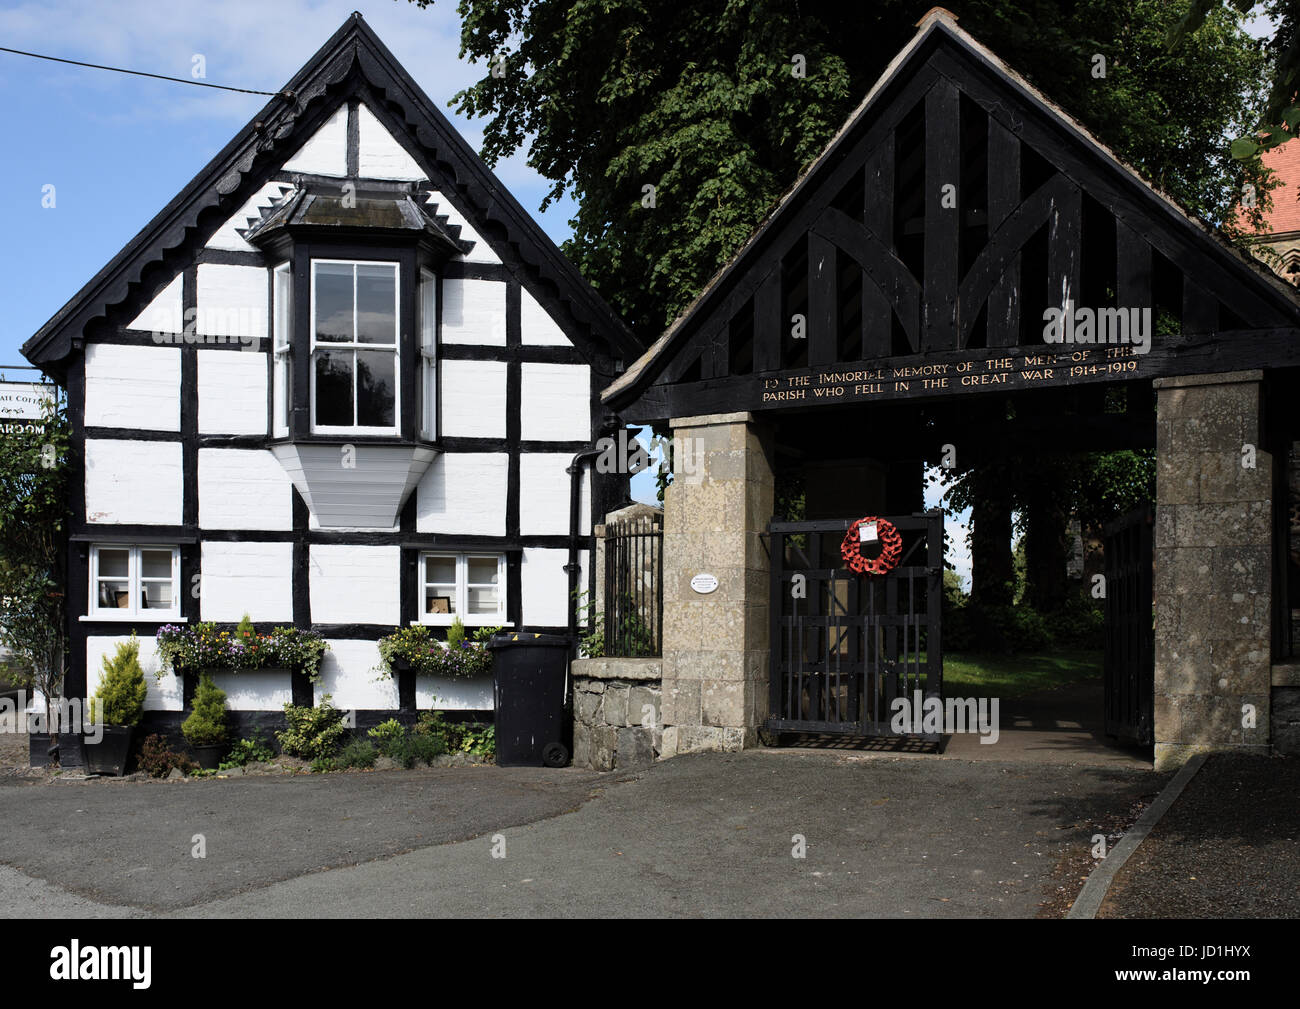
[1067,752,1208,919]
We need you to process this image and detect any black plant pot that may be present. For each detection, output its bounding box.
[190,743,226,770]
[28,732,57,768]
[82,725,134,776]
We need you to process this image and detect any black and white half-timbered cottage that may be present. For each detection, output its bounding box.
[21,14,642,752]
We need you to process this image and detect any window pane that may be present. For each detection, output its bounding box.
[467,586,499,615]
[98,549,129,578]
[356,264,397,345]
[314,263,353,343]
[419,273,436,351]
[274,266,293,349]
[314,350,354,426]
[140,550,172,579]
[141,580,173,610]
[467,557,498,585]
[97,580,130,609]
[426,586,457,615]
[355,350,395,427]
[273,352,289,435]
[425,556,456,585]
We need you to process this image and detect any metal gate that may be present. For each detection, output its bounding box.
[765,511,943,740]
[1103,503,1154,745]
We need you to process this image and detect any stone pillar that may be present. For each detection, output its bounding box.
[659,412,774,757]
[1154,370,1272,769]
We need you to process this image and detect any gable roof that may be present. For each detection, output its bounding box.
[22,13,641,373]
[604,7,1300,414]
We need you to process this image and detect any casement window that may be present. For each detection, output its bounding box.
[419,268,437,440]
[89,545,181,618]
[420,552,505,625]
[272,262,292,437]
[310,259,399,434]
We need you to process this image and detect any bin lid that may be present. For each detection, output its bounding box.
[486,631,572,650]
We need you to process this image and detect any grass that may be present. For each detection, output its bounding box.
[941,649,1103,700]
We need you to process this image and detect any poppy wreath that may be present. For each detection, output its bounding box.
[841,516,903,576]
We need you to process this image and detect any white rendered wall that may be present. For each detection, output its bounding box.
[425,190,500,265]
[197,350,268,435]
[520,288,572,346]
[518,453,573,536]
[441,278,506,345]
[357,103,425,180]
[198,449,293,531]
[283,106,347,176]
[440,359,506,438]
[309,545,400,625]
[200,541,294,622]
[206,182,294,252]
[84,440,183,525]
[84,345,180,431]
[196,264,267,342]
[521,547,586,627]
[316,639,399,709]
[208,670,294,711]
[125,274,184,334]
[416,453,508,535]
[521,363,591,441]
[415,673,493,710]
[86,635,181,712]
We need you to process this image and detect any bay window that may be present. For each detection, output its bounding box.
[310,259,399,434]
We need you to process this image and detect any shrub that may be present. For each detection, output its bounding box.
[219,735,276,768]
[88,637,148,727]
[944,603,1055,654]
[415,711,493,757]
[277,695,348,760]
[1044,589,1105,648]
[382,730,446,768]
[181,673,229,746]
[336,738,378,769]
[137,734,197,778]
[310,756,336,773]
[367,718,405,749]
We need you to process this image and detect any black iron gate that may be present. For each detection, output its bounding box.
[1103,503,1154,745]
[766,511,943,740]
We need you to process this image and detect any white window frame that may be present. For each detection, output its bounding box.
[418,267,437,440]
[418,552,506,626]
[309,258,400,436]
[272,261,292,438]
[86,545,182,621]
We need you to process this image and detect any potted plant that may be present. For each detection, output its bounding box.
[84,637,148,776]
[181,673,229,769]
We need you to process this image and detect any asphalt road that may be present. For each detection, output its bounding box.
[0,750,1161,918]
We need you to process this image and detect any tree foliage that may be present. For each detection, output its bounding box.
[441,0,1269,338]
[0,382,70,730]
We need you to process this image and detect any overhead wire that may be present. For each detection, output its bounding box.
[0,45,289,97]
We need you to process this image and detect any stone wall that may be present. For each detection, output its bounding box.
[572,658,662,771]
[1153,371,1272,769]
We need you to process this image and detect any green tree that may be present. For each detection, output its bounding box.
[88,638,148,728]
[0,382,70,751]
[182,674,229,746]
[439,0,1268,338]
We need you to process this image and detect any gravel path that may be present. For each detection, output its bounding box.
[1098,753,1300,918]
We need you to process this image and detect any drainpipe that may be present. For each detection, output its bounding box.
[565,441,605,640]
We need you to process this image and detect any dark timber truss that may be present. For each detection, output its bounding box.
[605,10,1300,423]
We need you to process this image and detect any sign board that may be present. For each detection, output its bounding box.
[0,382,54,434]
[690,573,719,595]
